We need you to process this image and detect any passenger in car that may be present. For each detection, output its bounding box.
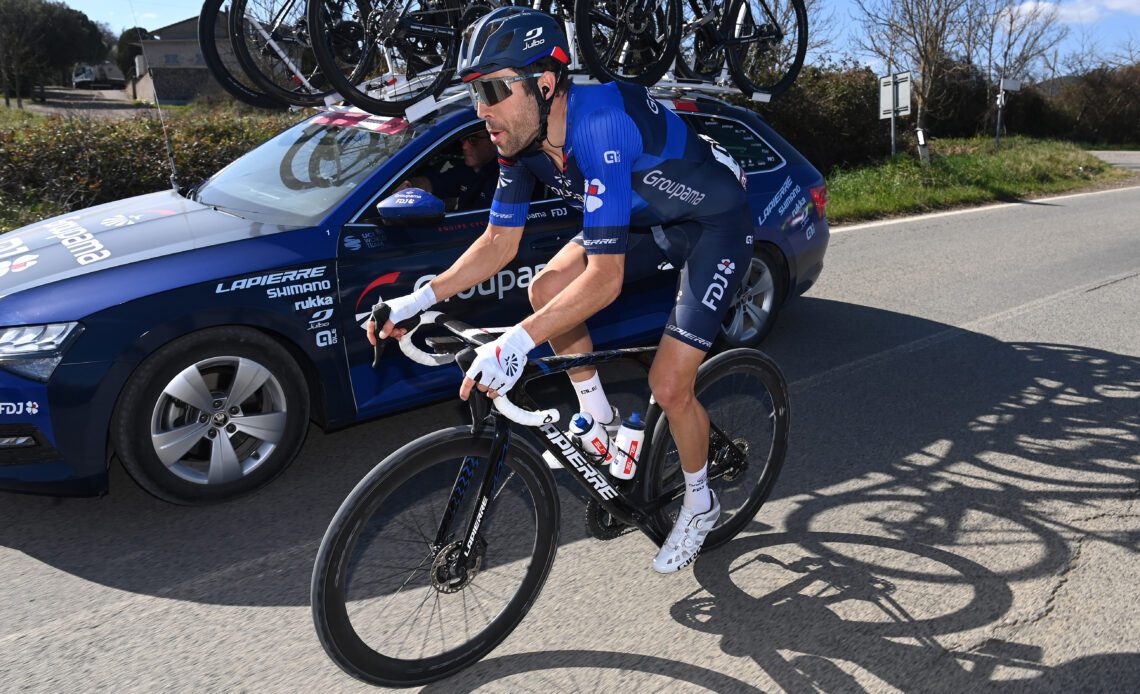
[398,130,498,211]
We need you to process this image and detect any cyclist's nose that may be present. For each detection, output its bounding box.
[476,101,491,120]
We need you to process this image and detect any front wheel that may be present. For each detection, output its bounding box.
[312,426,560,687]
[722,0,807,99]
[641,348,789,549]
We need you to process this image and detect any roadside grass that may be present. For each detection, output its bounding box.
[827,136,1133,224]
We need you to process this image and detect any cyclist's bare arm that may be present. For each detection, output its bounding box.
[520,253,624,346]
[377,223,523,339]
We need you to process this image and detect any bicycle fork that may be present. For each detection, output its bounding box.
[431,415,511,573]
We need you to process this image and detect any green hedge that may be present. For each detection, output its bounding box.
[1,106,302,232]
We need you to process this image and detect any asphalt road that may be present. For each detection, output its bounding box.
[2,184,1139,692]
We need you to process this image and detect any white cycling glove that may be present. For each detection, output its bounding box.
[376,284,437,333]
[465,325,536,396]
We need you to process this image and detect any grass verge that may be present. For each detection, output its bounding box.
[827,136,1134,224]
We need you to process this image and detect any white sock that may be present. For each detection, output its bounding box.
[683,466,711,514]
[571,372,613,424]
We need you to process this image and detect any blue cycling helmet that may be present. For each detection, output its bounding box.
[459,7,570,82]
[459,8,571,155]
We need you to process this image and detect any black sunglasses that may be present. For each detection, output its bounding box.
[466,73,543,107]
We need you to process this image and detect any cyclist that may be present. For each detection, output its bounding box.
[369,8,753,573]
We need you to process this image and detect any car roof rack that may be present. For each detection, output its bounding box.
[372,71,766,124]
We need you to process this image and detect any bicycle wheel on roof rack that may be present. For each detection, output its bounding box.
[308,0,468,116]
[722,0,806,99]
[229,0,347,107]
[573,0,681,85]
[198,0,288,109]
[675,0,728,81]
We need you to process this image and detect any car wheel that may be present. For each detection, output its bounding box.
[718,245,786,349]
[112,327,310,505]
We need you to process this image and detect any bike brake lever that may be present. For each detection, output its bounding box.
[456,347,491,433]
[370,303,419,369]
[371,303,392,368]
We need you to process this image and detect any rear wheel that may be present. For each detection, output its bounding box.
[718,244,785,348]
[111,327,309,504]
[641,348,789,549]
[575,0,681,85]
[312,426,560,687]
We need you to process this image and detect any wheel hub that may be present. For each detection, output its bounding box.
[430,539,484,593]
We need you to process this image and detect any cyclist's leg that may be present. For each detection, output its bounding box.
[648,207,753,572]
[529,238,616,424]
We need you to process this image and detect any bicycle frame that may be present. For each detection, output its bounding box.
[435,346,667,569]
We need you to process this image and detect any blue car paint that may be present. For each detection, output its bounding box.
[0,98,827,497]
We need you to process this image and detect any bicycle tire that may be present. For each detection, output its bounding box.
[311,425,560,687]
[574,0,681,85]
[307,0,461,117]
[722,0,806,99]
[198,0,288,109]
[674,0,727,81]
[640,348,789,550]
[229,0,340,106]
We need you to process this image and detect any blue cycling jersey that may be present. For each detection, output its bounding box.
[490,81,748,255]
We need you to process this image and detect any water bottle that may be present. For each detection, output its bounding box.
[568,412,613,467]
[609,412,645,480]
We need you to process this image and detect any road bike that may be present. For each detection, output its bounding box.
[310,306,790,686]
[198,0,289,109]
[573,0,805,96]
[228,0,355,106]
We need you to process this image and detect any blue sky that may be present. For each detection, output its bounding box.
[66,0,1140,71]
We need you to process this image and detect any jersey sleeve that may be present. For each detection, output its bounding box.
[573,108,643,255]
[489,156,534,227]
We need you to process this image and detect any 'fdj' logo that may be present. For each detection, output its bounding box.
[702,259,736,311]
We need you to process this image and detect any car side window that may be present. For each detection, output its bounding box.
[393,126,501,215]
[681,114,786,173]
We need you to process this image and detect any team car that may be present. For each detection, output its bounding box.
[0,89,829,504]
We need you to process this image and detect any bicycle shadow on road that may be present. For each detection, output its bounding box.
[0,296,1135,639]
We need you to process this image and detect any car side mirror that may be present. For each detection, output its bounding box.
[376,187,446,226]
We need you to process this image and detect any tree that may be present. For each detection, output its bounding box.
[851,0,971,130]
[0,0,107,106]
[117,27,150,80]
[0,0,42,107]
[40,2,109,84]
[967,0,1067,86]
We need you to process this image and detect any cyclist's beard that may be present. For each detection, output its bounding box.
[492,106,542,159]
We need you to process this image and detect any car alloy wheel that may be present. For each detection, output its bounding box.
[151,356,289,485]
[720,252,778,347]
[113,326,310,505]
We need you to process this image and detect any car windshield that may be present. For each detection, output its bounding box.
[192,112,419,226]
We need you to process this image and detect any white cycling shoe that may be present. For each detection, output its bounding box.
[653,492,721,574]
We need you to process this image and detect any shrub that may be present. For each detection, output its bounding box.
[0,106,303,224]
[728,60,891,174]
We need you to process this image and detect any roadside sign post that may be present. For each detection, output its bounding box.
[995,77,1021,149]
[880,71,912,156]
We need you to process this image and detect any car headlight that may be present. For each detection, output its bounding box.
[0,323,84,382]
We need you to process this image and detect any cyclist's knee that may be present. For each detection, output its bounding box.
[649,372,696,414]
[528,272,556,309]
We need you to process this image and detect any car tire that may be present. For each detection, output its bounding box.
[111,327,310,505]
[717,244,786,349]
